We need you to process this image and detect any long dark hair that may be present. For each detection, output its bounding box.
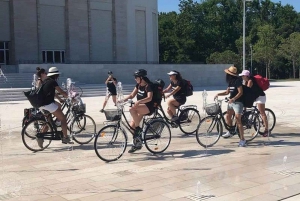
[142,76,151,84]
[173,70,183,81]
[48,74,59,81]
[36,67,46,78]
[226,73,238,84]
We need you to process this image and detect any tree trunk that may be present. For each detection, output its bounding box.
[268,60,271,79]
[293,60,296,79]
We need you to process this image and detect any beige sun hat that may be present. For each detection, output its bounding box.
[47,67,61,76]
[224,66,238,76]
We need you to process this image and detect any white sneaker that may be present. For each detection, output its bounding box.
[222,131,233,138]
[238,140,247,147]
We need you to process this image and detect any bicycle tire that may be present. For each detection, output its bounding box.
[179,108,201,135]
[238,113,260,142]
[71,114,96,144]
[258,108,276,134]
[21,118,53,152]
[196,116,222,148]
[94,125,127,162]
[144,119,171,154]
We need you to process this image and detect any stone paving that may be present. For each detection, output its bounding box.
[0,81,300,201]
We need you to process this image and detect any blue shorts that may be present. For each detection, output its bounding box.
[227,102,243,114]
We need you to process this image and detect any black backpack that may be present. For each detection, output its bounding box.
[150,79,165,106]
[241,85,259,108]
[183,79,193,97]
[24,81,48,108]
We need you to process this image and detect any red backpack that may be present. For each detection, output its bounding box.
[253,75,270,91]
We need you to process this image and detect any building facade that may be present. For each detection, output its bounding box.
[0,0,159,65]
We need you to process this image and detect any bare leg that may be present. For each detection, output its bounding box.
[257,103,268,131]
[52,108,67,138]
[102,94,110,110]
[235,113,244,141]
[112,95,117,106]
[167,98,180,118]
[226,109,234,126]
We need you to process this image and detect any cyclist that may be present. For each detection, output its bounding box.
[163,70,186,121]
[122,69,154,153]
[38,67,73,147]
[100,71,117,113]
[239,70,268,137]
[214,66,246,147]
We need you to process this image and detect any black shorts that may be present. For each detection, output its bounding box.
[108,89,117,96]
[174,96,186,105]
[145,103,155,115]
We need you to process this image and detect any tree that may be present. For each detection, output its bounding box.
[253,25,280,78]
[278,32,300,78]
[206,50,240,68]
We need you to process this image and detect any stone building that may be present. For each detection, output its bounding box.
[0,0,159,66]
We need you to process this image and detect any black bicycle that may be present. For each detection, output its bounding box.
[21,97,96,152]
[222,105,276,136]
[94,100,171,162]
[196,98,261,148]
[153,104,201,135]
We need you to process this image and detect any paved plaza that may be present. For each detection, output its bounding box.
[0,81,300,201]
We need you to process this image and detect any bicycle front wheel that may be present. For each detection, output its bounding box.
[94,125,127,162]
[258,108,276,134]
[21,118,53,152]
[196,116,222,148]
[240,113,260,142]
[179,108,201,135]
[71,114,96,144]
[144,119,171,154]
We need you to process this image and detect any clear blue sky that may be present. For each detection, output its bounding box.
[158,0,300,12]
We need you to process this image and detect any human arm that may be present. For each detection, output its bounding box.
[105,75,113,84]
[246,79,253,88]
[229,86,243,104]
[214,88,230,99]
[162,84,172,93]
[55,86,68,99]
[123,87,138,102]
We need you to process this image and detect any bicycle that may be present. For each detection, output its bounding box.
[94,100,171,162]
[21,97,96,152]
[196,98,260,148]
[153,103,201,135]
[222,105,276,136]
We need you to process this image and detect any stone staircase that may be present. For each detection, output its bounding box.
[0,73,134,102]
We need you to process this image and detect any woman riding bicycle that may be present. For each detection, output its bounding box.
[122,69,154,153]
[214,66,246,147]
[239,70,268,137]
[38,67,72,146]
[163,70,186,122]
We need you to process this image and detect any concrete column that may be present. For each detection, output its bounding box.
[114,0,128,62]
[66,0,89,63]
[10,0,39,63]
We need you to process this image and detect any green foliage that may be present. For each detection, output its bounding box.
[158,0,300,78]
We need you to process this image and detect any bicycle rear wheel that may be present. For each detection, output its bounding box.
[239,113,260,142]
[196,116,222,148]
[144,119,171,154]
[258,108,276,134]
[71,114,96,144]
[179,108,201,134]
[94,125,127,162]
[21,119,53,152]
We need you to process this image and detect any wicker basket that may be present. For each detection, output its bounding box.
[104,109,121,121]
[205,103,220,115]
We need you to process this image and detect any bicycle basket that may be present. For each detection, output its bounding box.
[205,103,220,115]
[104,109,121,121]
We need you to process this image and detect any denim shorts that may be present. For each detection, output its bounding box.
[227,102,243,114]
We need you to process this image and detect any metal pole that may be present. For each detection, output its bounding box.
[250,44,253,74]
[243,0,246,70]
